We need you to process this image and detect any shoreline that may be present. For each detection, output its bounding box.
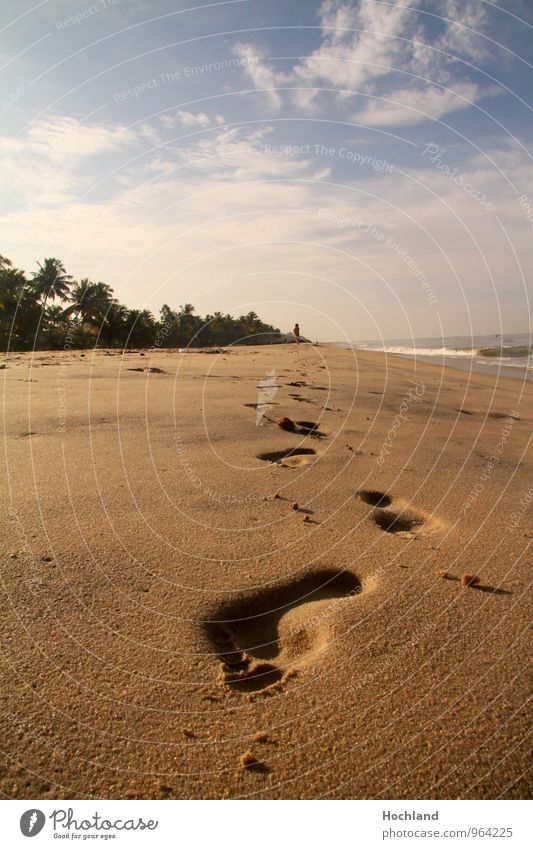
[335,345,533,383]
[369,350,533,383]
[3,341,531,382]
[324,342,533,385]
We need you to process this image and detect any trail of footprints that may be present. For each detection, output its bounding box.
[205,377,442,699]
[205,376,343,696]
[246,370,328,466]
[206,488,441,695]
[206,570,362,695]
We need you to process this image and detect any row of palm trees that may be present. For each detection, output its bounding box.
[0,255,281,351]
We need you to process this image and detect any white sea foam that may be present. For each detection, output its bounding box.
[341,334,533,378]
[365,345,476,358]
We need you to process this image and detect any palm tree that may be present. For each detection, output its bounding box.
[43,304,71,348]
[0,253,283,350]
[160,304,178,325]
[178,303,196,328]
[32,258,72,302]
[63,279,116,347]
[45,305,65,323]
[101,301,128,347]
[177,303,198,345]
[159,304,179,346]
[65,279,114,324]
[244,311,260,339]
[209,311,226,345]
[124,309,155,347]
[0,262,42,350]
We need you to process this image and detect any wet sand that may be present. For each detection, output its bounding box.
[1,344,531,799]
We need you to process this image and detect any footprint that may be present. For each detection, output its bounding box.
[293,420,325,438]
[278,418,326,438]
[289,394,314,404]
[244,402,279,408]
[126,366,166,374]
[257,447,317,467]
[372,509,424,534]
[489,411,520,421]
[206,569,362,694]
[357,489,392,507]
[357,490,441,537]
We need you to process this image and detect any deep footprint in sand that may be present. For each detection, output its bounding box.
[206,569,362,693]
[278,419,326,438]
[293,420,326,438]
[244,402,279,409]
[257,447,317,467]
[289,393,315,404]
[357,489,392,507]
[357,489,441,537]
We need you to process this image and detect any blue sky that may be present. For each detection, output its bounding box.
[1,0,532,341]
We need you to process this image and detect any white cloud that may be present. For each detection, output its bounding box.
[355,82,481,127]
[192,126,315,180]
[232,43,283,109]
[295,0,418,90]
[177,110,211,127]
[0,115,140,206]
[161,110,227,129]
[234,0,494,125]
[160,114,176,129]
[0,116,137,164]
[436,0,488,63]
[2,113,530,339]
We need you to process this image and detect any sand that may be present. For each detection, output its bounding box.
[0,344,531,799]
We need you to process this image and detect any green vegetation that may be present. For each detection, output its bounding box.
[0,254,280,351]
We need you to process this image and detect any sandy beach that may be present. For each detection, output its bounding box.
[1,343,531,800]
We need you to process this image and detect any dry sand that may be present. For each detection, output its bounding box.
[0,344,531,799]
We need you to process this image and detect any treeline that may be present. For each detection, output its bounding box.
[0,255,281,351]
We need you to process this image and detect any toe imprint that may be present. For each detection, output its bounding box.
[357,490,392,507]
[205,569,362,694]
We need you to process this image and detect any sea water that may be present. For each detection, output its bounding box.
[349,333,533,381]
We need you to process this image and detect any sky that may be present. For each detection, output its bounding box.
[1,0,532,342]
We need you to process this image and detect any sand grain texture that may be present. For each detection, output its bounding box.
[0,345,531,799]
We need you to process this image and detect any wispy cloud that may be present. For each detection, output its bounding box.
[161,110,226,128]
[235,0,494,125]
[233,42,284,109]
[355,82,482,127]
[0,115,137,163]
[0,115,139,206]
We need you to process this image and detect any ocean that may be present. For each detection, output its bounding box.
[350,333,533,381]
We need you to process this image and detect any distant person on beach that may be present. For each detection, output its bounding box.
[293,323,301,346]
